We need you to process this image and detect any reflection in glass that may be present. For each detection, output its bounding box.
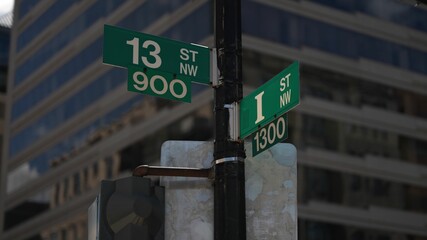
[17,1,80,51]
[4,187,51,231]
[242,1,427,75]
[15,0,128,86]
[306,0,427,33]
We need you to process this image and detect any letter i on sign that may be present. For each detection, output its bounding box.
[254,91,265,124]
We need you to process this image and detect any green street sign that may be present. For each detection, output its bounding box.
[128,66,191,103]
[252,114,288,156]
[103,25,210,84]
[240,62,299,138]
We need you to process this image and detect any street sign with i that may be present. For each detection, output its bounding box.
[240,62,300,139]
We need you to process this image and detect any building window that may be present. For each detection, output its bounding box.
[93,162,98,177]
[73,173,81,196]
[54,183,60,206]
[83,168,89,190]
[105,157,113,179]
[63,178,69,200]
[50,232,58,240]
[61,229,67,240]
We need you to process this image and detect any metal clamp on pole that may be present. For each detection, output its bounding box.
[214,156,244,165]
[210,48,221,87]
[224,102,240,142]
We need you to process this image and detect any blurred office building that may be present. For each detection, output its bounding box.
[0,0,427,239]
[0,11,11,214]
[0,12,11,93]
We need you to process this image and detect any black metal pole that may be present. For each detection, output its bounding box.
[213,0,246,239]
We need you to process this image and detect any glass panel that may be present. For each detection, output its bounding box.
[163,2,211,42]
[306,0,427,33]
[242,1,427,75]
[0,32,10,66]
[17,1,80,51]
[300,166,427,213]
[4,187,52,231]
[298,219,426,240]
[9,67,124,158]
[12,38,103,121]
[15,0,127,86]
[17,0,42,20]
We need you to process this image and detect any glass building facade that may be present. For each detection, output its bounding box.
[1,0,427,239]
[0,13,11,230]
[0,13,10,93]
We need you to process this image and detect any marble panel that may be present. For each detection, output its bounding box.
[160,141,297,240]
